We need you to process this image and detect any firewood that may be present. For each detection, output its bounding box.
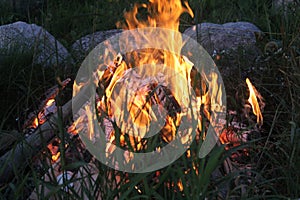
[0,130,23,156]
[0,100,72,185]
[22,78,71,130]
[0,81,95,185]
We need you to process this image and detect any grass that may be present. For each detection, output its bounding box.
[0,46,57,130]
[0,0,299,199]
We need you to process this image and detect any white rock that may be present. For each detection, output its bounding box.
[71,29,122,62]
[183,22,261,54]
[273,0,294,8]
[0,21,72,67]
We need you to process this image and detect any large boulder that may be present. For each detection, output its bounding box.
[71,29,122,63]
[273,0,294,8]
[183,22,262,55]
[0,21,71,67]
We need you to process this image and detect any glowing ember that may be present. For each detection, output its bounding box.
[47,140,60,162]
[246,78,264,126]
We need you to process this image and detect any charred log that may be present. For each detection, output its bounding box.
[0,100,72,185]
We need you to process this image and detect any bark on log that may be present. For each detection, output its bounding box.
[0,130,23,156]
[0,79,94,185]
[0,100,72,185]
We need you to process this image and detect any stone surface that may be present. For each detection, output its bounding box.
[0,21,71,67]
[71,29,122,62]
[183,22,262,54]
[273,0,294,7]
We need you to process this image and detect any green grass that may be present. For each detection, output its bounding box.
[0,0,299,199]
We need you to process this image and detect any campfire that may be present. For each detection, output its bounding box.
[70,0,264,168]
[1,0,265,198]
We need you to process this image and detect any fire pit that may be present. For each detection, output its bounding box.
[0,0,266,199]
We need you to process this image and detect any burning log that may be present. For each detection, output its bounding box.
[0,130,23,157]
[0,79,71,157]
[0,100,72,185]
[0,78,72,185]
[0,76,97,185]
[23,78,71,131]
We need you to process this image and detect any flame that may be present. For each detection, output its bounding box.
[30,98,56,128]
[51,152,61,162]
[186,149,191,158]
[246,78,264,126]
[116,0,193,30]
[102,0,197,144]
[72,0,222,166]
[46,99,55,107]
[38,98,56,124]
[177,178,184,192]
[67,116,84,135]
[24,78,71,130]
[32,117,39,128]
[47,141,60,162]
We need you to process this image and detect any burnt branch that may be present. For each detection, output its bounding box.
[0,100,72,185]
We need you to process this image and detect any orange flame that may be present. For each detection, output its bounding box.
[116,0,193,30]
[47,141,60,162]
[246,78,264,126]
[67,116,84,135]
[100,0,197,143]
[45,99,55,107]
[32,117,39,129]
[177,178,184,192]
[72,0,219,164]
[51,152,61,162]
[30,98,56,128]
